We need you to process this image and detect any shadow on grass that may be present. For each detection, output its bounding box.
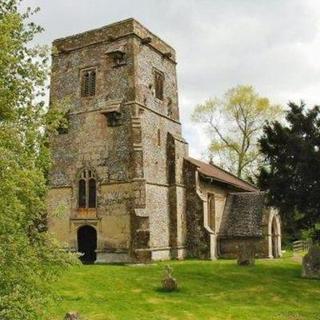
[90,262,127,266]
[155,287,182,294]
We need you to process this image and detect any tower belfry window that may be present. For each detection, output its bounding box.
[78,169,97,208]
[154,70,164,100]
[81,69,96,97]
[79,179,86,208]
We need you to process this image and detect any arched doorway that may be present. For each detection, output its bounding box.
[267,210,281,259]
[77,225,97,264]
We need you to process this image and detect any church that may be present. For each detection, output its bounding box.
[47,18,281,263]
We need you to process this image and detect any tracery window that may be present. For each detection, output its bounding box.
[81,69,96,97]
[78,169,97,208]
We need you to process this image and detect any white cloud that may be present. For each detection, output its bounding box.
[23,0,320,158]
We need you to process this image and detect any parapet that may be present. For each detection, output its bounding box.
[53,18,176,62]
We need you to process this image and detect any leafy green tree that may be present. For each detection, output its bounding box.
[0,1,76,319]
[258,102,320,241]
[192,85,282,179]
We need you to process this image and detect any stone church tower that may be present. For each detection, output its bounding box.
[48,18,281,264]
[47,18,188,263]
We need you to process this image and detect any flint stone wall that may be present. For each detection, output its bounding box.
[48,18,185,262]
[184,161,210,259]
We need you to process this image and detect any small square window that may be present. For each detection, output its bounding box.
[154,70,164,100]
[81,69,96,97]
[106,111,122,127]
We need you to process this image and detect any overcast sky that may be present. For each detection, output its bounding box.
[24,0,320,158]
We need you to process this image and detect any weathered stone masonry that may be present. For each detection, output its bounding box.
[48,18,187,263]
[47,18,281,263]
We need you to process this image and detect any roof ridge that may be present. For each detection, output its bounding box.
[186,156,258,191]
[228,191,265,195]
[205,159,257,190]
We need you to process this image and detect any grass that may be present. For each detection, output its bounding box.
[48,256,320,320]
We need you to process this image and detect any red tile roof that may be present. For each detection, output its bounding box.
[186,157,258,192]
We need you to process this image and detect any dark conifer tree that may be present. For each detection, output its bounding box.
[259,102,320,241]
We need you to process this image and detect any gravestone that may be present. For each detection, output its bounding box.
[162,265,178,291]
[64,312,80,320]
[302,245,320,279]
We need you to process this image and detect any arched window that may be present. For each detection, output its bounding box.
[79,179,86,208]
[78,169,97,209]
[208,193,216,231]
[88,178,96,208]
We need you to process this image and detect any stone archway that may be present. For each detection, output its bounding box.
[268,210,281,258]
[271,217,279,257]
[77,225,97,264]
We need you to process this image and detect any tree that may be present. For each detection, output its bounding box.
[258,102,320,241]
[0,1,75,319]
[192,85,282,179]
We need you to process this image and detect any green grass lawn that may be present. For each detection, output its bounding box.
[48,256,320,320]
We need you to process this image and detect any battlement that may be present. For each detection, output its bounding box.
[53,18,176,62]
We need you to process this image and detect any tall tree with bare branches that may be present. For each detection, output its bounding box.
[192,85,282,180]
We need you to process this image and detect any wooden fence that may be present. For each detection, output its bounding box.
[292,240,312,253]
